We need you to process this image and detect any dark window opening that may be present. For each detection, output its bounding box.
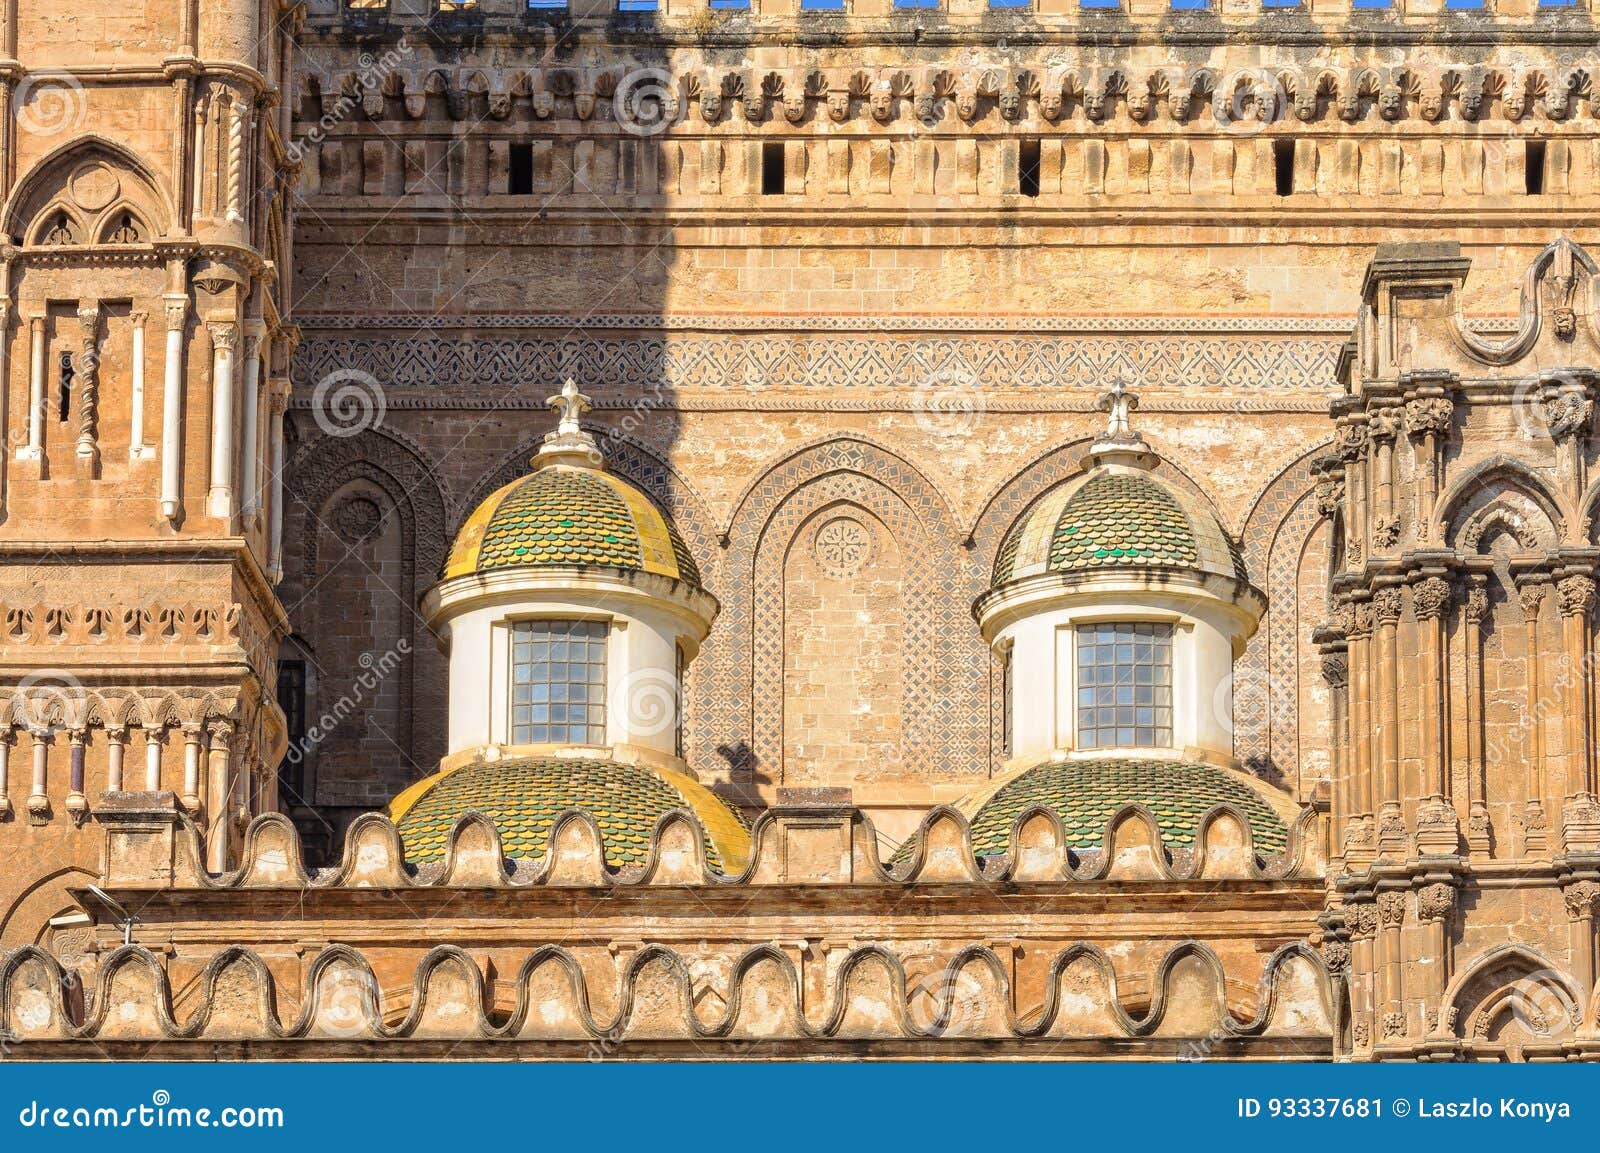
[1273,139,1295,196]
[761,141,785,195]
[508,143,534,195]
[1001,646,1014,757]
[1525,141,1546,195]
[57,351,74,422]
[276,659,307,803]
[1019,138,1041,197]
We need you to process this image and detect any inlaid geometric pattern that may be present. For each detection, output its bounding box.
[948,757,1290,858]
[1235,444,1334,785]
[390,756,750,871]
[295,332,1340,395]
[698,439,986,782]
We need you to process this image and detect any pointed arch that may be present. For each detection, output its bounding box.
[2,134,174,243]
[1435,455,1566,551]
[1441,945,1582,1046]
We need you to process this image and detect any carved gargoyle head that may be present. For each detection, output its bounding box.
[825,88,850,122]
[573,91,596,120]
[1377,83,1402,121]
[782,89,807,123]
[998,87,1021,122]
[869,81,894,122]
[1039,88,1063,121]
[701,91,723,123]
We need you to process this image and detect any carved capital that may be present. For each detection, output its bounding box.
[1563,880,1600,919]
[1321,940,1351,973]
[208,322,239,352]
[164,299,188,331]
[1351,903,1379,937]
[1464,581,1490,624]
[1377,891,1407,927]
[1519,579,1549,617]
[129,310,148,327]
[1321,653,1349,689]
[1373,586,1404,624]
[1541,392,1593,442]
[1416,882,1455,923]
[1557,575,1597,618]
[76,303,101,339]
[1367,408,1401,442]
[1404,396,1453,437]
[1411,577,1452,620]
[1350,600,1375,638]
[1335,424,1368,461]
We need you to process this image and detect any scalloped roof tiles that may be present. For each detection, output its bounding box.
[953,757,1288,857]
[390,757,749,872]
[443,465,701,586]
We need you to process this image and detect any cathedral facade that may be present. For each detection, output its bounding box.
[2,0,1600,1059]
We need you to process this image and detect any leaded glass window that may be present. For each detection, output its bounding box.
[510,620,608,745]
[1075,622,1173,749]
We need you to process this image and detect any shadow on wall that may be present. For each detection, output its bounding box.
[277,9,685,862]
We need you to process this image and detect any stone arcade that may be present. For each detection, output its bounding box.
[2,0,1600,1060]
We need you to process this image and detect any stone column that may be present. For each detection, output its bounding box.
[1377,890,1407,1042]
[1562,881,1600,1002]
[27,729,50,821]
[207,322,238,520]
[1558,574,1600,851]
[205,720,235,871]
[1368,408,1400,551]
[22,314,45,461]
[160,297,188,520]
[128,311,149,458]
[1412,577,1458,855]
[105,725,127,791]
[1336,422,1369,565]
[1462,578,1492,856]
[65,728,88,822]
[1349,902,1378,1053]
[1347,600,1375,861]
[181,724,203,810]
[1518,579,1550,854]
[0,728,12,818]
[144,726,165,791]
[1415,882,1455,1030]
[74,303,101,474]
[239,329,263,525]
[1319,640,1350,856]
[1404,392,1452,543]
[1373,586,1406,853]
[267,386,288,581]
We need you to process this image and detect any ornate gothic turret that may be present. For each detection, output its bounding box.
[1323,238,1600,1059]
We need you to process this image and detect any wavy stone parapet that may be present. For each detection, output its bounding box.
[100,794,1325,889]
[0,940,1333,1057]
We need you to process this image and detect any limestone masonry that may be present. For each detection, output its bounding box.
[1,0,1599,1060]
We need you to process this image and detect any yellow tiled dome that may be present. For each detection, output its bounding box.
[992,470,1244,591]
[387,756,750,873]
[444,464,701,586]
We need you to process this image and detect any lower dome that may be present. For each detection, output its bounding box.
[387,757,750,873]
[933,757,1290,858]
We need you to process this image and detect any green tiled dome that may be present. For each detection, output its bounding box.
[390,757,749,872]
[918,757,1289,859]
[992,470,1245,590]
[444,465,701,587]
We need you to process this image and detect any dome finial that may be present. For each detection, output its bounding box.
[1087,377,1157,469]
[534,378,603,469]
